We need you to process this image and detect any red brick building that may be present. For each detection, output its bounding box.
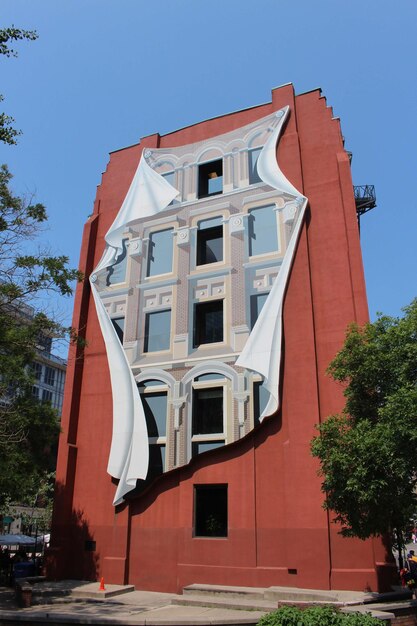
[49,84,395,592]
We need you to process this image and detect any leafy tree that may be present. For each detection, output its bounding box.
[0,27,83,512]
[0,164,82,508]
[311,300,417,558]
[0,26,38,145]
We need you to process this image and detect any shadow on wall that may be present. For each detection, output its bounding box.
[46,481,99,582]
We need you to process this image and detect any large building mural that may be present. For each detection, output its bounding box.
[50,84,396,593]
[90,106,306,505]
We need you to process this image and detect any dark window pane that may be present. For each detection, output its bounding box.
[192,387,223,435]
[148,444,166,479]
[111,317,125,344]
[31,362,42,380]
[248,205,278,256]
[197,222,223,265]
[253,381,270,426]
[147,229,173,277]
[141,391,167,438]
[42,389,53,403]
[107,238,128,285]
[144,310,171,352]
[198,160,223,198]
[249,148,262,184]
[44,366,55,386]
[250,293,269,329]
[194,301,223,347]
[194,485,228,537]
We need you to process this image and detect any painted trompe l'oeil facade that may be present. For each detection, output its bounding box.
[50,84,396,593]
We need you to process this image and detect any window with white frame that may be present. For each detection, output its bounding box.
[107,238,128,286]
[248,147,262,185]
[139,379,168,477]
[196,217,223,266]
[146,228,174,277]
[191,374,226,457]
[248,205,278,257]
[198,159,223,198]
[144,309,171,352]
[193,300,223,347]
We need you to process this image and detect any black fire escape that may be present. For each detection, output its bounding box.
[353,185,376,230]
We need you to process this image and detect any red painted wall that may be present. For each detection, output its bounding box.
[49,84,396,592]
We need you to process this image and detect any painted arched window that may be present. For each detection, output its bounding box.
[138,379,168,478]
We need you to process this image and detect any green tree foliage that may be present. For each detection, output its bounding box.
[311,300,417,542]
[0,164,82,507]
[0,26,38,145]
[0,27,83,510]
[257,605,383,626]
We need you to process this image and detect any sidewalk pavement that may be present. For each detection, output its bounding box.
[0,578,412,625]
[0,581,267,625]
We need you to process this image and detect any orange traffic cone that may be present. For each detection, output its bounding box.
[99,577,106,591]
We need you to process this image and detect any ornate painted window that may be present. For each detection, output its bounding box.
[198,159,223,198]
[196,217,223,266]
[106,238,128,286]
[191,375,226,457]
[248,147,262,184]
[139,379,168,478]
[144,309,171,352]
[146,228,173,277]
[248,205,279,257]
[193,300,223,347]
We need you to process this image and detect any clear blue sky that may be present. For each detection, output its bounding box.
[1,0,416,337]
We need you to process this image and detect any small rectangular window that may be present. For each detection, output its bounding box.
[147,228,173,277]
[144,309,171,352]
[197,217,223,265]
[248,205,278,256]
[194,485,228,537]
[250,293,269,329]
[198,159,223,198]
[248,147,262,184]
[193,300,223,347]
[32,386,39,398]
[107,238,128,286]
